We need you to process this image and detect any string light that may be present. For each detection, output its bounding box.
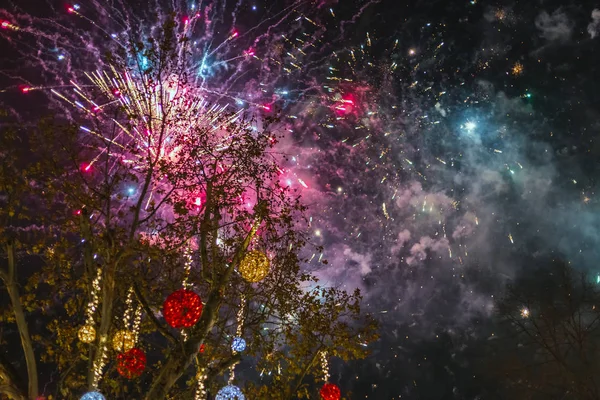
[92,336,108,388]
[113,286,140,352]
[228,295,246,384]
[132,303,142,343]
[182,245,193,289]
[319,351,341,400]
[79,266,102,343]
[320,350,330,382]
[123,286,135,327]
[194,367,206,400]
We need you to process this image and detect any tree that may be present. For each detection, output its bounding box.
[0,19,376,400]
[493,261,600,400]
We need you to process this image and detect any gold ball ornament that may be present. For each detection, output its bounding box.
[78,325,96,343]
[112,330,135,353]
[239,250,270,283]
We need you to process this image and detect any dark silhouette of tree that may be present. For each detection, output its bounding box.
[493,261,600,400]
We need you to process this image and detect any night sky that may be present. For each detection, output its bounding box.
[1,0,600,398]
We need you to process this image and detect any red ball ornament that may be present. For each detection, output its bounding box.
[116,348,146,379]
[320,383,341,400]
[163,289,203,328]
[199,343,206,353]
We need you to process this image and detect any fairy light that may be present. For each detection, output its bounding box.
[194,367,207,400]
[123,286,135,327]
[79,266,103,343]
[86,267,102,325]
[235,295,246,339]
[132,303,143,343]
[228,295,246,384]
[92,335,108,388]
[182,245,193,289]
[320,350,330,382]
[177,244,196,343]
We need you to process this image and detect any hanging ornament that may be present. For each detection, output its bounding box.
[78,325,96,344]
[199,343,206,353]
[80,392,106,400]
[238,250,270,283]
[116,347,146,379]
[215,385,245,400]
[231,337,246,353]
[319,383,341,400]
[112,329,135,353]
[163,289,203,328]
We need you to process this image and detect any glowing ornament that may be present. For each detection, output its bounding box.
[116,347,146,379]
[112,330,135,353]
[199,343,206,353]
[78,325,96,343]
[163,289,203,328]
[238,250,270,283]
[231,337,246,352]
[80,392,105,400]
[320,383,341,400]
[215,385,245,400]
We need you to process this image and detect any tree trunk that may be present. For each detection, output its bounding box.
[1,243,39,400]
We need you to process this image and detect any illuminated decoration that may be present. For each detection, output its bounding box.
[194,367,206,400]
[227,295,246,385]
[80,392,105,400]
[521,307,530,318]
[238,250,270,283]
[112,330,135,353]
[231,337,246,352]
[163,289,203,328]
[319,352,341,400]
[215,385,245,400]
[320,383,341,400]
[79,267,102,343]
[78,325,96,343]
[92,336,108,388]
[116,347,147,379]
[199,343,206,353]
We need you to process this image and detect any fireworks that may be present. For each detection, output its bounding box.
[511,62,524,76]
[1,1,581,396]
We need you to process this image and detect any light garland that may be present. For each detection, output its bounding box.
[228,295,246,384]
[92,335,108,388]
[194,367,206,400]
[79,266,102,343]
[180,243,195,343]
[123,287,135,327]
[320,350,330,382]
[319,351,341,400]
[113,286,142,352]
[182,245,193,289]
[132,303,142,343]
